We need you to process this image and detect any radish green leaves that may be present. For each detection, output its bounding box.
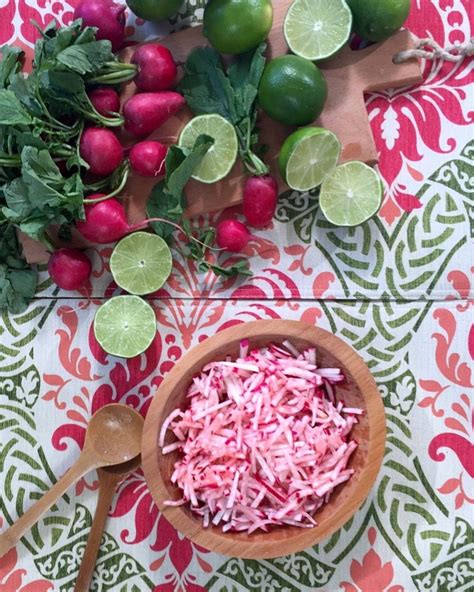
[180,43,268,176]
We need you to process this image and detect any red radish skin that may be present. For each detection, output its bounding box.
[74,0,126,52]
[123,92,185,137]
[88,88,121,117]
[48,248,92,290]
[243,175,278,228]
[216,219,250,253]
[76,196,167,244]
[77,195,210,246]
[80,127,123,176]
[76,196,129,244]
[129,141,167,177]
[131,44,177,92]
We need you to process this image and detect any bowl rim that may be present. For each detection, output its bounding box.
[142,319,386,559]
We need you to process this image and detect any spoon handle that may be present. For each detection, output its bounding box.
[0,453,94,558]
[74,472,118,592]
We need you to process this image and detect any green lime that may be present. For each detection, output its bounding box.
[110,232,172,296]
[126,0,183,21]
[203,0,273,54]
[278,127,340,191]
[284,0,352,61]
[319,161,383,226]
[94,295,156,358]
[179,114,238,184]
[346,0,411,42]
[258,55,327,126]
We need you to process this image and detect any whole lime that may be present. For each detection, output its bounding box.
[346,0,411,42]
[203,0,273,55]
[126,0,183,21]
[258,55,327,126]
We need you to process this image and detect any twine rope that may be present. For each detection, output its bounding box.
[393,36,474,63]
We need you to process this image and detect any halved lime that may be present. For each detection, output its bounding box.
[284,0,352,61]
[178,114,238,184]
[279,127,340,191]
[319,161,383,226]
[94,295,156,358]
[110,232,172,296]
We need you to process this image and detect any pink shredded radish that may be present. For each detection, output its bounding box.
[160,341,362,533]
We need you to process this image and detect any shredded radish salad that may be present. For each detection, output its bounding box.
[159,340,363,533]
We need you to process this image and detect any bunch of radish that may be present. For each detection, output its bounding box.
[79,41,184,178]
[49,3,186,291]
[49,0,277,292]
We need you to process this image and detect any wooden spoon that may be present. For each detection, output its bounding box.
[0,404,144,558]
[74,455,141,592]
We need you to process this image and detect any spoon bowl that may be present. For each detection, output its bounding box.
[85,404,144,466]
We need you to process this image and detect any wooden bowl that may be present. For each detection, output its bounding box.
[142,320,385,559]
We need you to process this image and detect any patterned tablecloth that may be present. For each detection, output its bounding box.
[1,1,473,591]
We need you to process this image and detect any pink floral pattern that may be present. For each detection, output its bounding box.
[419,297,474,510]
[340,528,404,592]
[0,538,52,592]
[369,1,474,224]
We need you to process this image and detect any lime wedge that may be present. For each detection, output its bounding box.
[279,127,340,191]
[178,114,238,183]
[94,295,156,358]
[110,232,172,296]
[284,0,352,61]
[319,161,383,226]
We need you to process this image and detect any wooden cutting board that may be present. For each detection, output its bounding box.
[21,0,422,264]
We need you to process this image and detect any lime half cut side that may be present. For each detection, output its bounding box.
[279,127,341,192]
[110,231,172,296]
[94,295,156,358]
[284,0,352,61]
[178,114,238,184]
[319,161,383,226]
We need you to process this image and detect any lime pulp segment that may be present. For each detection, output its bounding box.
[319,161,383,226]
[284,0,353,61]
[110,232,172,296]
[178,114,238,183]
[286,130,340,191]
[94,295,156,358]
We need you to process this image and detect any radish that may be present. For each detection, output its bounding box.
[123,92,185,137]
[88,87,121,117]
[216,219,250,253]
[76,196,130,244]
[77,196,169,244]
[80,127,123,176]
[77,195,217,247]
[131,43,177,92]
[74,0,126,52]
[48,248,92,290]
[243,175,278,228]
[129,141,167,177]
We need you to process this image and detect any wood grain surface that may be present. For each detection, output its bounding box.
[141,320,386,559]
